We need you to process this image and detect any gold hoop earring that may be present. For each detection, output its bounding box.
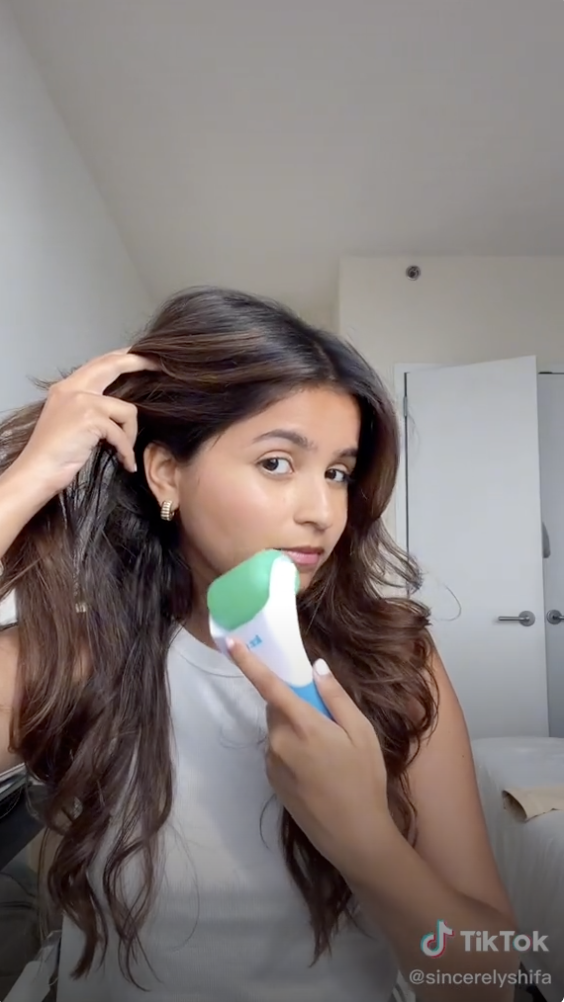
[160,500,176,521]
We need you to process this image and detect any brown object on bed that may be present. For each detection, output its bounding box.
[502,785,564,821]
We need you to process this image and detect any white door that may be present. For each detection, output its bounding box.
[404,356,548,739]
[538,373,564,737]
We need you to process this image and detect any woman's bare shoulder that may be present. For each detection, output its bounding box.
[0,625,22,773]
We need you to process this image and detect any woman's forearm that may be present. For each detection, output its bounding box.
[0,463,55,560]
[341,820,519,1002]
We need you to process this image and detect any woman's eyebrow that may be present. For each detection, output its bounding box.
[251,429,357,459]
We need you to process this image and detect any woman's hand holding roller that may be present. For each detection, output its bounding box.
[226,640,394,883]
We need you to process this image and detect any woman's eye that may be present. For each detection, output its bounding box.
[260,457,292,474]
[327,468,353,484]
[259,459,353,483]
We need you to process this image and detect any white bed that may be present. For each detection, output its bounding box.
[472,736,564,1002]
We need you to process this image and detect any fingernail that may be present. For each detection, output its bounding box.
[226,638,235,652]
[314,659,331,676]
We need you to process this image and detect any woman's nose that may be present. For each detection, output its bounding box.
[294,479,334,530]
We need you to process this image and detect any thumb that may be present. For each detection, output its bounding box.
[313,659,365,735]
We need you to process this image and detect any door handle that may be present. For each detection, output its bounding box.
[497,611,536,627]
[546,609,564,625]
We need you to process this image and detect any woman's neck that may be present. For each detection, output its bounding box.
[181,546,219,649]
[184,591,216,649]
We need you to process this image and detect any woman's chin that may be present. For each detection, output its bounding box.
[295,566,319,590]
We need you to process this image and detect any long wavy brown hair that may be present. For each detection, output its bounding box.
[0,287,437,984]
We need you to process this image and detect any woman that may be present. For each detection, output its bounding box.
[0,287,516,1001]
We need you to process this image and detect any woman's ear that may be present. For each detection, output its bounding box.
[143,443,181,509]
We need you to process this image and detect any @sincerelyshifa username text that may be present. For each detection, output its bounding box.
[408,969,552,989]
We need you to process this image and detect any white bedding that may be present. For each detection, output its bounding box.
[472,736,564,1002]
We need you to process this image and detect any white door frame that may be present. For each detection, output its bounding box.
[393,362,445,556]
[393,360,564,556]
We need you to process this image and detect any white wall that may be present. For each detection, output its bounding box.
[0,0,153,415]
[339,256,564,390]
[339,256,564,538]
[0,0,152,623]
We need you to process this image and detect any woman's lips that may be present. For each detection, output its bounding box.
[279,549,323,568]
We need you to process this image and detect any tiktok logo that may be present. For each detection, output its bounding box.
[420,919,455,957]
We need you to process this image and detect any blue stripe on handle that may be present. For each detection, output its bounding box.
[288,680,332,718]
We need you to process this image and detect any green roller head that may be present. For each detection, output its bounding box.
[207,549,299,631]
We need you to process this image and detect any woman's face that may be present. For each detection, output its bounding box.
[146,386,360,599]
